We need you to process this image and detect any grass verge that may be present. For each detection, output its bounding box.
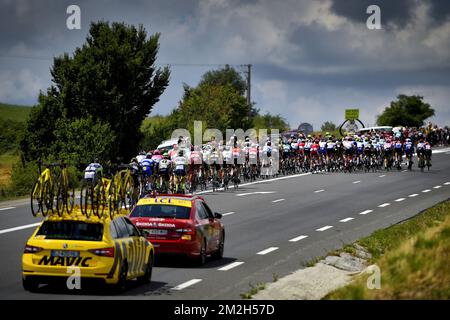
[326,200,450,299]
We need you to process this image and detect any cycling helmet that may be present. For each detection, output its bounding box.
[130,157,138,163]
[153,149,161,155]
[178,150,184,157]
[163,152,169,159]
[146,152,152,158]
[406,138,411,143]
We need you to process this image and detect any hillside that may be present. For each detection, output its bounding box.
[0,102,32,122]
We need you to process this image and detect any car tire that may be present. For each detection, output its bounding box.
[113,262,128,293]
[137,253,153,284]
[197,240,207,266]
[22,278,39,292]
[213,232,225,259]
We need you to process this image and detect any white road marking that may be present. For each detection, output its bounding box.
[289,235,308,242]
[272,199,285,203]
[379,175,386,178]
[222,212,235,216]
[422,189,431,193]
[359,209,373,215]
[0,223,41,235]
[218,261,245,271]
[172,279,202,290]
[196,172,313,194]
[444,182,450,185]
[408,194,419,198]
[395,198,406,202]
[314,189,325,193]
[236,191,275,197]
[339,217,354,223]
[402,170,408,172]
[378,203,390,208]
[352,181,361,184]
[433,185,442,189]
[316,225,333,232]
[257,247,279,255]
[0,207,15,211]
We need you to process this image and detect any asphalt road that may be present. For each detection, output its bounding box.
[1,149,449,299]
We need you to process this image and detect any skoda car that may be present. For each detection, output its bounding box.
[22,213,154,292]
[129,195,224,265]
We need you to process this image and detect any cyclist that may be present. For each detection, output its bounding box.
[393,137,403,169]
[158,153,172,192]
[84,160,103,184]
[136,151,147,164]
[129,158,140,206]
[173,150,188,193]
[151,149,163,164]
[404,138,414,169]
[139,154,154,194]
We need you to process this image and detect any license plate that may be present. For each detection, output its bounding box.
[148,229,168,235]
[51,250,80,258]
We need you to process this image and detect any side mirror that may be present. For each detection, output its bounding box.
[140,229,150,238]
[214,212,222,219]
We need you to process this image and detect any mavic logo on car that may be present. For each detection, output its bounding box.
[138,198,192,208]
[38,256,92,267]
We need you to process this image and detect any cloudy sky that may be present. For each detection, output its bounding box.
[1,0,449,129]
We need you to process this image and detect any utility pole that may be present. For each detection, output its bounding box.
[245,64,252,119]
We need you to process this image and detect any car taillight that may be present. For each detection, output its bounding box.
[24,245,43,254]
[176,227,195,240]
[175,228,195,234]
[89,247,115,257]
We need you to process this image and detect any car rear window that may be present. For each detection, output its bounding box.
[130,205,191,219]
[36,221,104,241]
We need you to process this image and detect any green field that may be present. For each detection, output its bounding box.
[326,200,450,299]
[0,102,32,122]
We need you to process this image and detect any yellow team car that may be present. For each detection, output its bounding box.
[22,212,154,292]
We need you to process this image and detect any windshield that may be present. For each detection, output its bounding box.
[36,221,104,241]
[130,205,191,219]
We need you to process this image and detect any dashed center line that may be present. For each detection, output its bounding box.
[422,189,431,193]
[395,198,406,202]
[444,182,450,185]
[340,217,354,223]
[0,207,15,211]
[402,170,408,172]
[359,210,373,215]
[379,174,386,178]
[408,194,419,198]
[289,235,308,242]
[272,199,285,203]
[0,223,41,235]
[257,247,279,255]
[172,279,202,290]
[222,212,235,216]
[314,189,325,193]
[433,185,442,189]
[352,181,361,184]
[378,203,390,208]
[316,225,333,232]
[218,261,245,271]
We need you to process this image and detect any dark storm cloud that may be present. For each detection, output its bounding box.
[330,0,450,27]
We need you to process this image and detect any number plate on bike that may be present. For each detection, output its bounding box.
[148,229,168,235]
[51,250,80,258]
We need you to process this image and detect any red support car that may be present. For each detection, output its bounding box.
[129,194,224,265]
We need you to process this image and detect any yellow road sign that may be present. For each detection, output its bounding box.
[345,109,359,120]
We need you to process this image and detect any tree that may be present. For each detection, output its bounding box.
[52,117,116,165]
[21,21,170,162]
[252,113,290,132]
[173,83,252,134]
[320,121,337,132]
[377,95,435,127]
[199,64,247,95]
[140,114,178,150]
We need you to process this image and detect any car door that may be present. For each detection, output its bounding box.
[195,201,213,253]
[200,202,221,252]
[123,217,146,278]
